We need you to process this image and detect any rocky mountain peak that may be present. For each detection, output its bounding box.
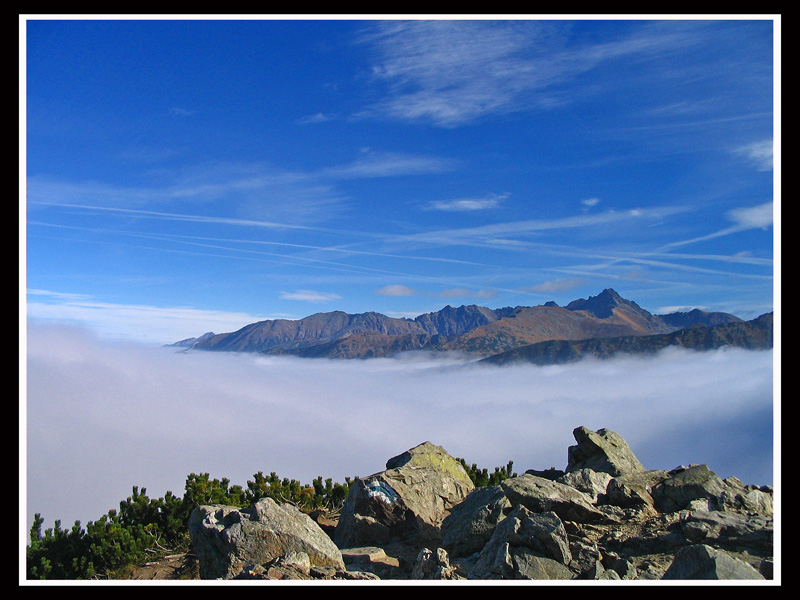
[565,288,647,319]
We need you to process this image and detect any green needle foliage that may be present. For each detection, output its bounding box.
[458,459,517,488]
[26,470,355,580]
[27,458,514,580]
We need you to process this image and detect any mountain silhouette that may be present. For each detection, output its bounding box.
[181,289,752,360]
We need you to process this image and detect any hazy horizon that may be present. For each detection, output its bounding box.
[25,320,774,531]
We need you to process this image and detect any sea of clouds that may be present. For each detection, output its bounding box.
[24,321,776,530]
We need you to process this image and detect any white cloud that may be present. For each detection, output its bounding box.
[27,150,455,228]
[169,107,196,117]
[659,202,773,250]
[298,112,335,124]
[320,151,456,179]
[581,197,601,208]
[359,20,715,127]
[388,206,692,251]
[425,194,506,212]
[524,277,586,294]
[729,202,774,230]
[375,284,417,297]
[280,290,343,302]
[735,139,773,171]
[25,323,774,531]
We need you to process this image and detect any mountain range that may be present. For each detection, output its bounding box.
[171,289,772,362]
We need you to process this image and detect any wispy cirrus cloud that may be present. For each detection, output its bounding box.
[375,284,417,297]
[357,20,721,127]
[385,205,694,251]
[279,290,343,302]
[298,112,336,124]
[659,202,774,250]
[581,197,601,208]
[424,194,506,212]
[734,139,773,171]
[523,277,586,294]
[319,150,456,179]
[28,151,456,224]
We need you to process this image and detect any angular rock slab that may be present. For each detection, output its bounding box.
[334,441,474,548]
[566,426,645,476]
[662,544,765,580]
[602,469,669,510]
[720,476,774,516]
[501,473,614,524]
[680,510,773,549]
[558,468,613,503]
[651,464,726,513]
[411,547,460,580]
[469,506,574,580]
[188,497,345,580]
[441,484,511,558]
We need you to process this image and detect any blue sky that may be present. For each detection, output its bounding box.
[23,16,778,344]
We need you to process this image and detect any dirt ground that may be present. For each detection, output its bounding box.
[123,552,200,580]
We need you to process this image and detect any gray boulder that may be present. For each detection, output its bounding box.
[651,464,727,513]
[602,469,669,510]
[680,510,773,548]
[441,484,511,558]
[468,506,575,580]
[720,476,774,516]
[411,547,460,580]
[662,544,765,580]
[566,426,646,476]
[557,468,613,503]
[568,538,603,577]
[508,548,577,580]
[188,497,345,580]
[501,473,614,524]
[602,550,638,579]
[333,441,474,548]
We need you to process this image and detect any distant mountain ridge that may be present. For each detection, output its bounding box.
[480,312,773,366]
[193,304,515,354]
[170,331,216,349]
[178,289,754,360]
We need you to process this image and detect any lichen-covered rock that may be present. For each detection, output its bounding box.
[334,441,474,548]
[188,497,345,580]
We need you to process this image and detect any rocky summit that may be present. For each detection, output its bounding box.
[187,427,774,582]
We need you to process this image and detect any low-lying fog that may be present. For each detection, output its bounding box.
[25,321,775,530]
